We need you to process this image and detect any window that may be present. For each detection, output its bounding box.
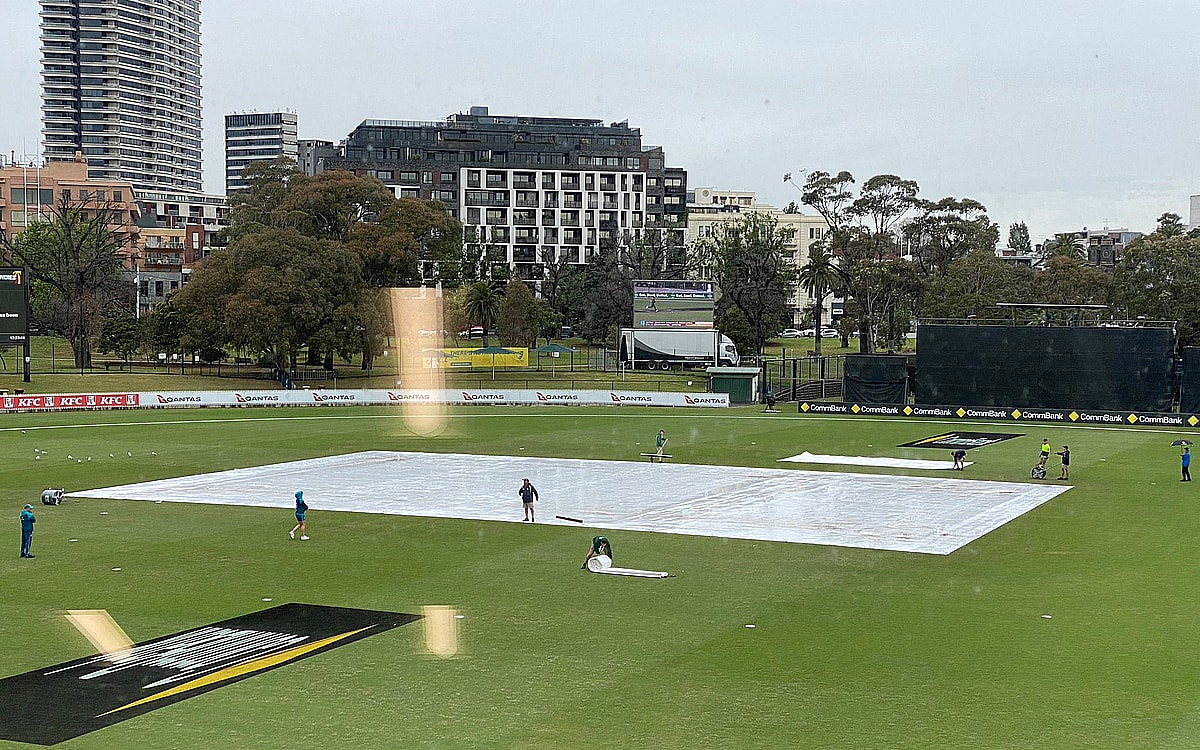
[422,171,433,184]
[625,157,640,169]
[400,188,420,198]
[440,172,456,182]
[467,208,481,224]
[400,171,418,182]
[112,190,122,202]
[10,188,54,205]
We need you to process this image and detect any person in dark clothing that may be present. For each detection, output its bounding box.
[518,478,539,522]
[1056,445,1070,480]
[951,449,966,471]
[19,504,36,558]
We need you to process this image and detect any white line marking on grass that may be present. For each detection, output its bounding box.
[69,450,1070,555]
[2,408,1196,438]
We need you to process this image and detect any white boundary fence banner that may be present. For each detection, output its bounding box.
[0,389,728,412]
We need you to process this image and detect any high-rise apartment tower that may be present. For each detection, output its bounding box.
[40,0,203,193]
[225,112,298,192]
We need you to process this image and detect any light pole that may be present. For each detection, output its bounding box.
[132,254,141,319]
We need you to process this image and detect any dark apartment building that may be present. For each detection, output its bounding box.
[325,106,687,279]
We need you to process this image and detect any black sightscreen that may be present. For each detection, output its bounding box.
[1181,348,1200,414]
[843,355,909,405]
[916,325,1175,411]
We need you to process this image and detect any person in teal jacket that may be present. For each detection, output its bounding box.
[289,491,310,540]
[20,504,36,558]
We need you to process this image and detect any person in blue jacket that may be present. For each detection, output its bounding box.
[1183,447,1192,482]
[289,491,310,540]
[19,504,36,558]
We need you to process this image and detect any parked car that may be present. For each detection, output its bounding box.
[819,328,838,338]
[457,326,485,339]
[778,328,803,339]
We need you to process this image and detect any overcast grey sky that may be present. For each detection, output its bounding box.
[2,0,1198,244]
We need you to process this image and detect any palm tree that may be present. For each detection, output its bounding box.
[796,244,845,356]
[463,281,502,345]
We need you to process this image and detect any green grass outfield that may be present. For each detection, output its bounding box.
[1,405,1198,749]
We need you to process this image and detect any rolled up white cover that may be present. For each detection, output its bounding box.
[586,554,668,578]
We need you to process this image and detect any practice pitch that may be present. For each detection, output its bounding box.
[69,451,1070,555]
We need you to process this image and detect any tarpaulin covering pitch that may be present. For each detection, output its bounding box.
[70,451,1070,555]
[916,325,1175,411]
[843,354,910,405]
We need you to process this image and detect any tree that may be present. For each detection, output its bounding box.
[274,171,396,242]
[1042,233,1083,260]
[1114,234,1200,345]
[225,157,303,241]
[714,304,754,359]
[902,197,999,276]
[463,281,503,345]
[97,314,142,361]
[175,228,363,370]
[343,198,462,367]
[1036,254,1115,308]
[854,260,922,351]
[848,174,920,242]
[923,251,1036,319]
[442,289,471,345]
[1008,222,1032,254]
[553,266,591,339]
[706,213,796,358]
[0,196,134,368]
[380,198,463,283]
[495,279,537,347]
[796,244,845,356]
[1155,212,1186,238]
[143,296,188,360]
[802,170,924,352]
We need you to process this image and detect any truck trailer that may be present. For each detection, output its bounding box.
[619,329,740,370]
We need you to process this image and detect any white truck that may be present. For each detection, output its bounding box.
[619,329,740,370]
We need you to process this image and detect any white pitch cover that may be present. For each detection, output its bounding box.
[69,451,1070,555]
[586,555,669,578]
